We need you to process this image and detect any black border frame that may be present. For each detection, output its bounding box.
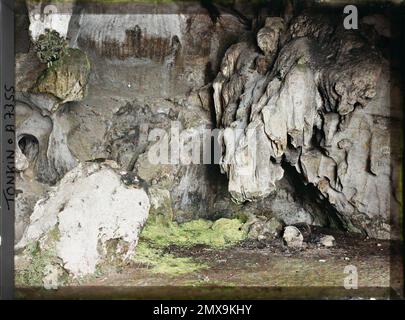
[0,0,15,301]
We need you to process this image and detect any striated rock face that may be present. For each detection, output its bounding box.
[68,12,250,98]
[214,14,400,238]
[16,162,149,284]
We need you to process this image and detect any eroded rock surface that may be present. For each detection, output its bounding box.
[214,13,400,238]
[283,226,304,248]
[319,235,336,247]
[32,48,90,104]
[15,3,401,288]
[16,5,251,245]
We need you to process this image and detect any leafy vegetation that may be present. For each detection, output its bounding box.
[34,29,68,66]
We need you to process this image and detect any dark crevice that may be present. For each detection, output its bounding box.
[281,160,346,231]
[18,134,39,163]
[310,125,325,148]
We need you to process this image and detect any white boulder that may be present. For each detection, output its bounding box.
[283,226,304,248]
[16,162,150,281]
[319,235,336,247]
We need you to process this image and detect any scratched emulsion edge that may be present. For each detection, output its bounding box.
[0,0,15,300]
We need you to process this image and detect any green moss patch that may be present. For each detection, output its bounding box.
[15,241,54,287]
[140,218,247,248]
[15,226,68,288]
[133,242,207,275]
[132,217,247,276]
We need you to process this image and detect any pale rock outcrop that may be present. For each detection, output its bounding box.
[61,9,250,223]
[245,216,284,241]
[19,4,250,230]
[257,17,285,63]
[283,226,304,248]
[319,235,336,247]
[16,162,150,281]
[16,95,79,185]
[15,29,91,194]
[214,13,400,238]
[17,1,400,246]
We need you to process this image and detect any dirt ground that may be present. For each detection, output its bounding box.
[16,227,403,300]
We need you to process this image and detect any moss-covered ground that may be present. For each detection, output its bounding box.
[15,225,398,299]
[132,217,247,275]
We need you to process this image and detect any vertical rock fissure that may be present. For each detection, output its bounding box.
[281,160,346,231]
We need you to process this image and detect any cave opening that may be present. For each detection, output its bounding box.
[18,134,39,163]
[281,159,346,231]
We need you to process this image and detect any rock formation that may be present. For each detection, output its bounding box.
[16,162,149,286]
[14,1,402,286]
[214,13,401,238]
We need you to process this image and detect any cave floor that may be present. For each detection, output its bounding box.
[16,227,402,300]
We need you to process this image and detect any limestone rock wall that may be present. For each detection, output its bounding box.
[14,0,402,269]
[214,13,402,238]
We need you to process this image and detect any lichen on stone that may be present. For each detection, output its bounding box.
[32,47,91,103]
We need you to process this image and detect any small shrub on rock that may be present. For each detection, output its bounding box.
[34,29,68,66]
